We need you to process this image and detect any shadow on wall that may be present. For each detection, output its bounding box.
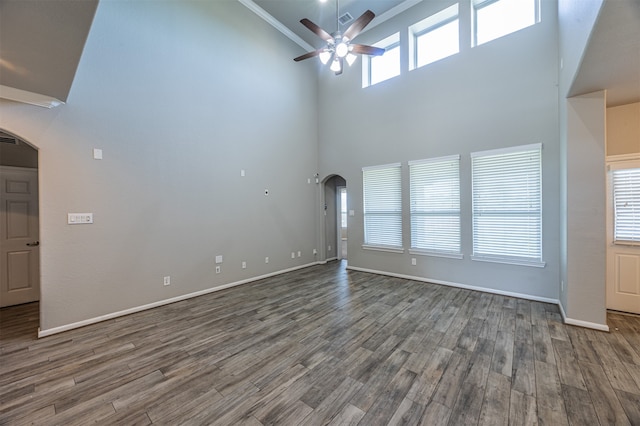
[0,131,38,168]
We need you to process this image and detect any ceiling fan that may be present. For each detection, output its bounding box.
[293,1,385,75]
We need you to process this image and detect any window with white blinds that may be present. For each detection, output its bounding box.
[363,163,403,250]
[612,167,640,244]
[409,155,461,256]
[471,144,544,266]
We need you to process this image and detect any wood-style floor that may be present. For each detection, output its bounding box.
[1,262,640,425]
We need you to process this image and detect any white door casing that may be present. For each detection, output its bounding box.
[606,158,640,315]
[0,166,40,307]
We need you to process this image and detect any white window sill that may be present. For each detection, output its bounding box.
[471,255,546,268]
[362,244,405,254]
[409,249,463,260]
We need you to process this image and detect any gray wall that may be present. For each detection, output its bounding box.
[318,0,560,300]
[0,0,319,332]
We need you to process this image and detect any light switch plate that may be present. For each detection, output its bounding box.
[68,213,93,224]
[93,148,103,160]
[215,255,223,264]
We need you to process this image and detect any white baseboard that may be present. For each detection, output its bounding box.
[38,261,610,337]
[346,265,559,305]
[348,265,612,332]
[558,302,610,332]
[38,262,321,338]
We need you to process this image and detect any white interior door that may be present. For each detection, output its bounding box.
[606,160,640,314]
[0,166,40,307]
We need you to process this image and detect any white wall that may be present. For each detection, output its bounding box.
[564,91,607,328]
[318,0,560,300]
[557,0,606,326]
[0,0,319,332]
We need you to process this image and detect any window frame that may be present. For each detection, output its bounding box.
[409,155,462,259]
[609,161,640,246]
[362,163,404,253]
[409,4,460,71]
[472,0,541,47]
[471,143,545,267]
[362,32,401,88]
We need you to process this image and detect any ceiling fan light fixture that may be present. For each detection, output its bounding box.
[319,50,332,65]
[330,58,342,73]
[294,8,378,76]
[335,42,349,58]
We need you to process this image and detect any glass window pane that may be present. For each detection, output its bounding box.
[371,45,400,86]
[476,0,537,45]
[416,19,459,68]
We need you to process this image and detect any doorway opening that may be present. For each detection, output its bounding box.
[323,175,347,262]
[0,130,40,318]
[338,186,348,260]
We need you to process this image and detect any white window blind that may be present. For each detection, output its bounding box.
[471,144,543,266]
[612,167,640,244]
[409,155,460,255]
[363,164,402,248]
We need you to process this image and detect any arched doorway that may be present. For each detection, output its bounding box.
[0,130,40,312]
[322,175,347,262]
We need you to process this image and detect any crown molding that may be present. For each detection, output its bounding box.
[238,0,315,52]
[0,85,64,108]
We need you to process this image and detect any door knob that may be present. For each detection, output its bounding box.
[26,241,40,247]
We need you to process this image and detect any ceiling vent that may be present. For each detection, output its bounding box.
[0,132,17,145]
[338,12,353,26]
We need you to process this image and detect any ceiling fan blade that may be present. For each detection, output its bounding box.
[300,18,334,43]
[294,49,322,62]
[350,44,385,56]
[343,10,375,42]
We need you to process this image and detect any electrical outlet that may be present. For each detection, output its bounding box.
[411,258,416,266]
[328,245,332,252]
[242,261,247,269]
[164,276,170,286]
[215,266,221,274]
[313,249,317,255]
[265,257,269,264]
[297,251,301,257]
[291,252,295,259]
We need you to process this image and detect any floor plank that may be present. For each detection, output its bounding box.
[1,261,639,425]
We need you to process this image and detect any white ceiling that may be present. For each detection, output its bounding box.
[251,0,414,49]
